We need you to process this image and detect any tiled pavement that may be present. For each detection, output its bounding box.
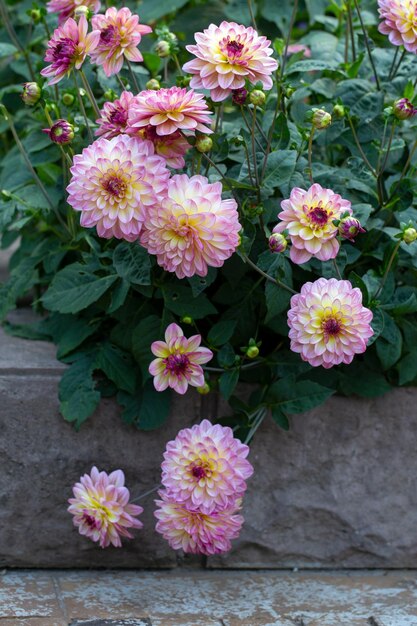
[1,570,417,626]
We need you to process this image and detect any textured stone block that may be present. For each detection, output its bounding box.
[209,389,417,568]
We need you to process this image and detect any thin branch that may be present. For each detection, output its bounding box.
[243,254,297,294]
[352,0,380,89]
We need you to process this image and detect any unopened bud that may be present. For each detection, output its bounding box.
[1,189,12,200]
[232,88,248,106]
[181,316,193,325]
[393,98,416,120]
[269,232,287,253]
[21,82,41,106]
[29,8,42,22]
[146,78,161,90]
[43,119,74,145]
[62,92,75,106]
[403,227,417,244]
[249,89,266,106]
[196,382,211,395]
[155,40,170,58]
[285,86,296,98]
[195,136,213,153]
[333,103,345,118]
[338,217,365,242]
[312,108,332,129]
[74,5,90,19]
[103,89,117,101]
[246,345,259,359]
[232,134,245,146]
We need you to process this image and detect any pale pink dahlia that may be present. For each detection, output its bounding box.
[90,7,152,77]
[161,419,253,513]
[286,43,312,57]
[149,323,213,395]
[274,184,352,265]
[41,16,100,85]
[288,278,374,369]
[141,174,240,278]
[134,126,190,169]
[66,134,169,241]
[128,86,213,136]
[183,21,278,102]
[378,0,417,53]
[68,466,143,548]
[95,91,136,139]
[47,0,100,25]
[154,490,243,555]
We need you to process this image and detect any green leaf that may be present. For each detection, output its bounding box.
[113,242,152,286]
[367,308,384,346]
[286,59,341,74]
[142,52,162,75]
[266,377,335,414]
[163,284,217,319]
[52,315,100,359]
[118,381,171,430]
[97,341,137,394]
[339,365,391,397]
[397,350,417,385]
[132,315,162,378]
[271,405,290,430]
[42,263,117,314]
[59,354,100,429]
[139,0,189,21]
[376,313,402,370]
[265,280,291,321]
[217,343,236,368]
[219,369,240,400]
[188,267,217,297]
[108,279,130,314]
[0,43,17,58]
[207,320,237,347]
[262,150,297,192]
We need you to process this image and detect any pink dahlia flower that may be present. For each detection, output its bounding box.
[378,0,417,53]
[68,466,143,548]
[149,323,213,395]
[137,127,190,169]
[141,174,240,278]
[128,86,213,136]
[67,134,169,241]
[161,419,253,513]
[41,16,100,85]
[183,21,278,102]
[288,278,374,369]
[154,490,243,555]
[274,184,352,265]
[90,7,152,77]
[95,91,136,139]
[286,43,311,57]
[47,0,100,24]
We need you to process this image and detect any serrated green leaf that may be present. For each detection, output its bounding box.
[118,381,171,430]
[266,377,334,414]
[132,314,162,378]
[219,368,240,400]
[97,341,137,394]
[262,150,297,192]
[113,242,151,286]
[271,405,289,430]
[163,284,217,319]
[397,350,417,385]
[59,354,100,429]
[207,320,237,347]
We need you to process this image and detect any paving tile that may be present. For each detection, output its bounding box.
[0,572,63,618]
[69,620,152,625]
[0,619,67,626]
[151,618,221,626]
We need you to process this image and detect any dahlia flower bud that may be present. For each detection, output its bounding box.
[196,382,211,395]
[312,108,332,129]
[403,227,417,244]
[181,316,193,325]
[269,232,287,253]
[246,345,259,359]
[155,40,170,58]
[195,136,213,153]
[74,5,91,19]
[249,89,266,106]
[232,88,248,105]
[43,119,75,144]
[29,8,42,22]
[393,98,416,120]
[146,78,161,90]
[333,103,345,118]
[338,217,365,242]
[62,92,75,106]
[21,82,41,106]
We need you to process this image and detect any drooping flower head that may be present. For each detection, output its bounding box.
[378,0,417,53]
[134,126,191,169]
[128,86,213,136]
[141,174,241,278]
[68,466,143,548]
[161,419,253,512]
[47,0,100,24]
[67,134,169,241]
[95,91,136,139]
[154,490,244,555]
[274,184,352,265]
[149,323,213,395]
[43,119,75,144]
[90,7,152,77]
[183,21,278,102]
[41,16,100,85]
[288,278,374,369]
[338,216,365,242]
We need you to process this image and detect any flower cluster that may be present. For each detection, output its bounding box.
[155,420,253,555]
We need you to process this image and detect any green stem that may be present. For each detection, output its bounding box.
[347,1,356,62]
[244,407,267,445]
[247,0,258,30]
[348,116,377,177]
[352,0,380,90]
[332,257,342,280]
[243,140,255,187]
[79,69,101,118]
[243,254,296,294]
[280,0,299,79]
[240,106,265,153]
[172,53,183,76]
[374,240,401,299]
[125,58,140,93]
[0,0,36,80]
[73,74,93,141]
[260,70,282,181]
[389,48,405,80]
[307,127,315,183]
[250,105,261,202]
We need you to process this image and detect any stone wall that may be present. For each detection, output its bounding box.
[1,318,417,568]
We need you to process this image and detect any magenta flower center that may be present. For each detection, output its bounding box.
[101,174,127,198]
[308,205,329,226]
[109,107,128,126]
[100,25,120,46]
[190,459,212,480]
[226,38,244,59]
[164,353,190,375]
[83,512,99,529]
[53,38,77,65]
[323,317,341,337]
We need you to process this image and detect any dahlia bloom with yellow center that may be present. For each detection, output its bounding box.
[140,174,240,278]
[90,7,152,76]
[161,419,254,513]
[274,183,353,265]
[378,0,417,53]
[66,134,169,241]
[149,323,213,395]
[287,278,374,369]
[182,21,278,102]
[154,490,244,555]
[40,16,100,85]
[68,466,143,548]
